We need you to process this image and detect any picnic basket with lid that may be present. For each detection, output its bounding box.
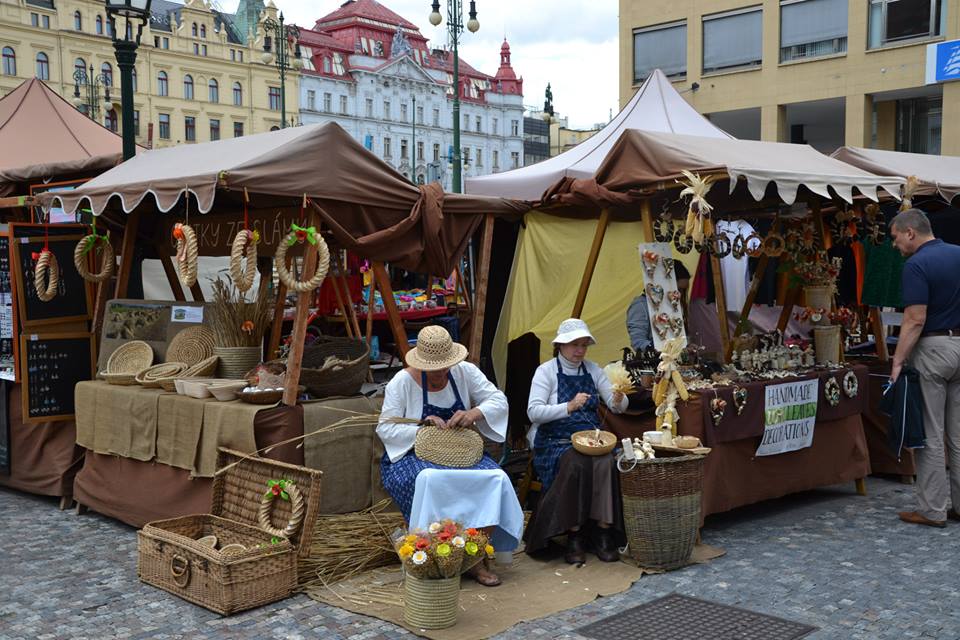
[137,448,323,615]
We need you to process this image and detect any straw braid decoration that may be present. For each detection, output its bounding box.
[34,249,60,302]
[900,175,920,212]
[229,229,258,293]
[173,223,199,287]
[677,170,717,245]
[274,225,330,293]
[258,479,306,539]
[73,233,115,283]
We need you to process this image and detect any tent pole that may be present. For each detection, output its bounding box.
[328,258,355,338]
[266,254,291,361]
[188,281,205,302]
[373,261,409,359]
[870,308,888,361]
[365,266,376,347]
[332,250,362,339]
[572,208,611,318]
[640,199,655,242]
[156,245,186,301]
[468,213,494,363]
[777,286,799,333]
[710,252,730,362]
[114,210,140,298]
[283,213,321,407]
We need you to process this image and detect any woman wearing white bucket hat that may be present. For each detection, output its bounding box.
[377,325,523,586]
[524,318,628,564]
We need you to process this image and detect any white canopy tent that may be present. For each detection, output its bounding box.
[831,146,960,204]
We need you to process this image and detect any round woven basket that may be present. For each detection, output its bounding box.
[136,362,189,388]
[166,326,215,366]
[184,355,219,378]
[106,341,153,375]
[300,337,370,398]
[158,377,179,392]
[414,425,483,468]
[403,574,459,630]
[213,346,262,379]
[571,430,617,456]
[103,372,139,386]
[619,451,704,570]
[813,325,841,365]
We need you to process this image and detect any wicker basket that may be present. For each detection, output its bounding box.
[300,337,370,398]
[803,286,833,325]
[414,425,483,467]
[137,448,323,615]
[137,362,189,388]
[214,346,262,379]
[813,325,841,364]
[103,372,139,386]
[167,326,216,366]
[619,450,704,570]
[106,340,154,374]
[403,574,460,630]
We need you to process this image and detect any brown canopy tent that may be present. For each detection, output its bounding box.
[831,146,960,204]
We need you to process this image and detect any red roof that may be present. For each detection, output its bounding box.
[430,50,494,81]
[315,0,419,31]
[298,28,352,52]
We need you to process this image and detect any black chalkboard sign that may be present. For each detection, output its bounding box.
[0,233,12,372]
[0,380,9,475]
[19,332,94,424]
[10,224,92,328]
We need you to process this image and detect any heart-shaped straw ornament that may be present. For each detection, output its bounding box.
[668,290,682,312]
[654,312,671,340]
[646,283,664,309]
[642,250,659,279]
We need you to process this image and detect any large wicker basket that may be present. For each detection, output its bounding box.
[300,336,370,398]
[404,574,460,629]
[137,448,323,615]
[619,451,704,570]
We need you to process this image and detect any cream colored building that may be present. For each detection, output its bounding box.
[0,0,299,148]
[620,0,960,155]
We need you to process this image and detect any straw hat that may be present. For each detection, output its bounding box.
[405,325,468,371]
[552,318,597,345]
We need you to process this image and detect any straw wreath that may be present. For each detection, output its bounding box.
[173,223,199,287]
[73,233,115,283]
[229,229,258,293]
[34,249,59,302]
[274,225,330,293]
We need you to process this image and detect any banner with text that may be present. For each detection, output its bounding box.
[755,378,819,457]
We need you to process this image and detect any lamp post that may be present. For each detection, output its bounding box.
[73,64,113,122]
[411,95,417,183]
[541,82,555,158]
[261,13,303,130]
[429,0,479,194]
[105,0,151,161]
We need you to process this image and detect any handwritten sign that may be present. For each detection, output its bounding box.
[755,378,819,457]
[158,209,305,257]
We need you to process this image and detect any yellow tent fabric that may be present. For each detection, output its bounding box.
[492,211,698,388]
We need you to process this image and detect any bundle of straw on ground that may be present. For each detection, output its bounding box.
[208,277,273,348]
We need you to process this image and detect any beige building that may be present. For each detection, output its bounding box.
[0,0,299,148]
[620,0,960,155]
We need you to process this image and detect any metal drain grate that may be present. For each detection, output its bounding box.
[577,593,817,640]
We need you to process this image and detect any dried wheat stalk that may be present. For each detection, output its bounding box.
[207,277,273,347]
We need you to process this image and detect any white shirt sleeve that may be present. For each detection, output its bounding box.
[457,362,508,442]
[590,361,629,414]
[376,373,420,463]
[527,362,569,425]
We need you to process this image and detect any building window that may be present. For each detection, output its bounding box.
[897,96,941,154]
[633,21,687,82]
[339,95,347,113]
[401,139,409,159]
[233,82,242,106]
[193,43,199,55]
[433,143,440,161]
[463,148,471,165]
[780,0,848,62]
[101,62,113,86]
[208,78,218,103]
[417,141,424,162]
[74,11,82,31]
[183,74,194,100]
[307,90,316,110]
[154,36,160,47]
[192,23,198,37]
[384,137,392,158]
[35,52,49,80]
[366,98,373,117]
[157,71,168,96]
[230,49,236,61]
[511,151,519,168]
[106,19,113,37]
[74,58,86,78]
[96,15,103,34]
[133,110,140,136]
[268,87,281,110]
[202,45,207,57]
[200,24,206,39]
[383,100,391,120]
[30,13,38,27]
[42,14,49,29]
[234,121,244,137]
[474,116,481,132]
[511,120,519,136]
[185,116,196,141]
[238,50,243,62]
[463,113,469,129]
[401,103,408,122]
[868,0,945,48]
[131,67,137,92]
[210,118,220,141]
[159,113,170,139]
[432,108,440,126]
[2,47,15,76]
[104,108,118,132]
[323,92,331,112]
[492,117,498,134]
[703,7,763,74]
[416,105,423,124]
[163,37,169,49]
[323,57,331,73]
[493,149,499,168]
[476,148,483,166]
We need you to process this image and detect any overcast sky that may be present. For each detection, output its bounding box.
[218,0,620,129]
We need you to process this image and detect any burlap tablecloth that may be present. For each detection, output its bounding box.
[195,400,270,477]
[155,393,208,471]
[75,381,164,461]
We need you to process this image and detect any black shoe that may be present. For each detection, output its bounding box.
[594,528,620,562]
[564,531,586,564]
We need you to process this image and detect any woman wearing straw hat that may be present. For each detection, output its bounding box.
[377,325,523,586]
[524,318,628,564]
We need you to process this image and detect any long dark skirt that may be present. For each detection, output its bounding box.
[523,448,626,554]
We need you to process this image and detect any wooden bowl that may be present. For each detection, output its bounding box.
[571,430,617,456]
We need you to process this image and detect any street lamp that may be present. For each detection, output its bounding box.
[73,64,113,122]
[105,0,152,160]
[541,82,555,157]
[261,13,303,130]
[428,0,479,193]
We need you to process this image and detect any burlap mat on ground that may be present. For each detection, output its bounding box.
[193,400,266,477]
[308,544,724,640]
[155,393,209,472]
[75,381,163,461]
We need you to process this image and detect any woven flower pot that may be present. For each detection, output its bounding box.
[403,574,459,629]
[813,325,841,365]
[213,346,261,379]
[803,286,833,325]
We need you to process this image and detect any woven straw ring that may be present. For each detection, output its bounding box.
[34,249,60,302]
[173,223,199,288]
[258,481,306,539]
[74,234,115,283]
[229,229,257,293]
[274,230,330,293]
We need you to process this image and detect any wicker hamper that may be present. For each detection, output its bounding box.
[137,448,323,615]
[619,451,704,570]
[300,336,370,398]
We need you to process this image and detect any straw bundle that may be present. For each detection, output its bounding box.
[603,362,636,395]
[901,175,921,211]
[677,170,717,244]
[208,277,273,347]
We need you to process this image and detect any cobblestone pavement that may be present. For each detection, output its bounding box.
[2,476,958,639]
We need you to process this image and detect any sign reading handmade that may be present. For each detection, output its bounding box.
[755,378,819,457]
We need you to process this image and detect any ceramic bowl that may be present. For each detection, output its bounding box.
[181,378,215,399]
[208,381,248,402]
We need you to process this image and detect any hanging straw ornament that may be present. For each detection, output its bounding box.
[274,223,331,293]
[73,222,114,283]
[229,229,259,293]
[900,175,920,211]
[677,170,717,245]
[172,222,199,287]
[33,249,59,302]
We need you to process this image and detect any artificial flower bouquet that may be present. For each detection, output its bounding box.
[393,519,495,579]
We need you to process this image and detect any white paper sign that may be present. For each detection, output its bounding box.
[755,378,819,457]
[171,305,203,323]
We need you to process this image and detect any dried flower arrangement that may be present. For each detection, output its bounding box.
[208,277,274,348]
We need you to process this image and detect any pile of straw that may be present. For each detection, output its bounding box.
[208,277,273,347]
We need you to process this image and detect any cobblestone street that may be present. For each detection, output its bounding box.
[2,476,958,639]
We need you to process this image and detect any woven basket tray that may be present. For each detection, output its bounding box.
[103,372,139,386]
[137,362,189,388]
[166,326,216,366]
[300,337,370,399]
[106,340,153,375]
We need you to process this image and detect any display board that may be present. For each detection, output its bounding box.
[638,241,687,351]
[0,380,9,475]
[0,230,13,381]
[19,332,94,424]
[97,299,206,372]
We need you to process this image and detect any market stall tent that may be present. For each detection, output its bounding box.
[831,146,960,204]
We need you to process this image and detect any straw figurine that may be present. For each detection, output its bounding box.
[677,170,717,244]
[900,175,920,212]
[653,338,689,438]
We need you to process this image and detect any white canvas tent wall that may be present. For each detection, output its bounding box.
[832,146,960,204]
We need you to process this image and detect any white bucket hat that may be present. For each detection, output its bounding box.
[405,325,468,371]
[552,318,597,346]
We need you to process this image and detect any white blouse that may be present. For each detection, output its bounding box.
[377,362,509,462]
[525,355,628,447]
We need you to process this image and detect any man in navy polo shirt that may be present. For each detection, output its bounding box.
[890,208,960,528]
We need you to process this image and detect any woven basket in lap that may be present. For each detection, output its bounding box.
[619,451,704,570]
[299,337,370,398]
[106,340,154,374]
[166,326,216,366]
[137,362,189,388]
[414,425,483,468]
[403,574,460,629]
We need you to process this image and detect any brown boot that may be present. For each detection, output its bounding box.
[593,528,620,562]
[564,530,586,564]
[898,511,946,528]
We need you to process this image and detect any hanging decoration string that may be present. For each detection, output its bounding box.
[74,216,115,283]
[229,188,258,293]
[33,208,59,302]
[274,197,330,293]
[173,187,199,287]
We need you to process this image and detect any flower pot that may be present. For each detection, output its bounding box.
[813,325,841,365]
[803,286,833,325]
[403,574,459,629]
[213,346,262,379]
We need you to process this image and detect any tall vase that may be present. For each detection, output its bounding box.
[403,574,460,629]
[813,325,841,364]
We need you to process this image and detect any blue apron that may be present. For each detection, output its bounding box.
[533,358,601,491]
[380,371,500,521]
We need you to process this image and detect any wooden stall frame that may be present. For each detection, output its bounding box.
[283,209,322,407]
[467,213,494,364]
